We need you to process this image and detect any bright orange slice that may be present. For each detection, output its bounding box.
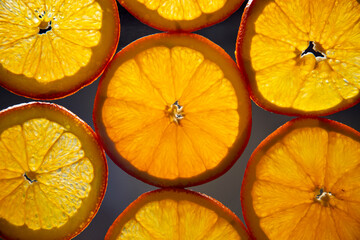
[236,0,360,116]
[118,0,245,32]
[0,0,119,100]
[93,33,251,187]
[105,188,251,240]
[0,102,107,240]
[242,118,360,239]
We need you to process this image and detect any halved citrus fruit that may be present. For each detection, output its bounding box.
[93,33,251,187]
[118,0,245,32]
[236,0,360,116]
[0,0,120,100]
[105,188,251,240]
[0,102,107,240]
[242,117,360,239]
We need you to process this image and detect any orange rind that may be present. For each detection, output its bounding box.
[242,117,360,239]
[0,0,120,100]
[0,102,107,240]
[94,33,251,187]
[105,188,251,240]
[236,0,360,116]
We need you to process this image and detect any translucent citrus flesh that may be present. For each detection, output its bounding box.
[242,0,360,113]
[0,0,102,83]
[135,0,226,20]
[0,118,94,230]
[107,190,249,240]
[248,121,360,239]
[101,46,240,180]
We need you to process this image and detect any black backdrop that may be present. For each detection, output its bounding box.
[0,1,359,239]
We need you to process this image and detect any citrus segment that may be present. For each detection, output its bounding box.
[0,102,107,240]
[119,0,244,31]
[242,118,360,240]
[94,33,251,187]
[237,0,360,115]
[0,0,119,99]
[105,189,250,240]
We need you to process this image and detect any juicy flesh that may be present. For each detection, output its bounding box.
[0,0,102,82]
[248,0,360,112]
[252,126,360,239]
[116,198,241,239]
[136,0,226,20]
[102,46,239,180]
[0,119,94,230]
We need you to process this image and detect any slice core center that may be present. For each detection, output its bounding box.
[301,41,326,60]
[38,21,52,35]
[314,188,333,207]
[167,100,184,124]
[23,172,37,184]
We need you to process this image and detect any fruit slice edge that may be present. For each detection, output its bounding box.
[105,188,250,240]
[0,102,108,240]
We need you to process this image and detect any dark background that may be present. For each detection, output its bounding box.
[0,1,359,239]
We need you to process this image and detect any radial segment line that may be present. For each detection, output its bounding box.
[38,184,70,217]
[169,48,177,99]
[0,139,27,172]
[46,0,66,20]
[273,0,308,36]
[133,217,157,239]
[329,205,343,240]
[327,62,359,90]
[286,203,312,240]
[333,205,360,223]
[47,33,66,77]
[180,125,208,170]
[282,143,316,187]
[18,0,39,22]
[186,116,230,148]
[260,202,311,222]
[254,32,300,49]
[253,57,297,73]
[177,59,209,101]
[20,125,30,171]
[21,35,39,73]
[57,1,96,23]
[317,0,336,42]
[33,185,43,228]
[199,215,220,240]
[113,116,166,144]
[256,178,312,192]
[33,35,43,78]
[51,31,93,48]
[330,162,360,191]
[0,180,23,203]
[146,123,171,172]
[133,57,168,105]
[0,20,33,28]
[106,97,164,111]
[38,157,84,175]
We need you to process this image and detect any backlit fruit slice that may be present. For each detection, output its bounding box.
[105,188,251,240]
[0,102,107,240]
[0,0,119,100]
[118,0,244,32]
[241,118,360,239]
[94,33,251,187]
[236,0,360,116]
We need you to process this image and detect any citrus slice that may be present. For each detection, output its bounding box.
[241,118,360,239]
[105,188,251,240]
[93,33,251,187]
[0,102,107,240]
[118,0,245,32]
[236,0,360,116]
[0,0,120,100]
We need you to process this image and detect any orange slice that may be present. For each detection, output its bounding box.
[105,188,251,240]
[93,33,251,187]
[236,0,360,116]
[118,0,245,32]
[0,102,107,240]
[241,118,360,239]
[0,0,120,100]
